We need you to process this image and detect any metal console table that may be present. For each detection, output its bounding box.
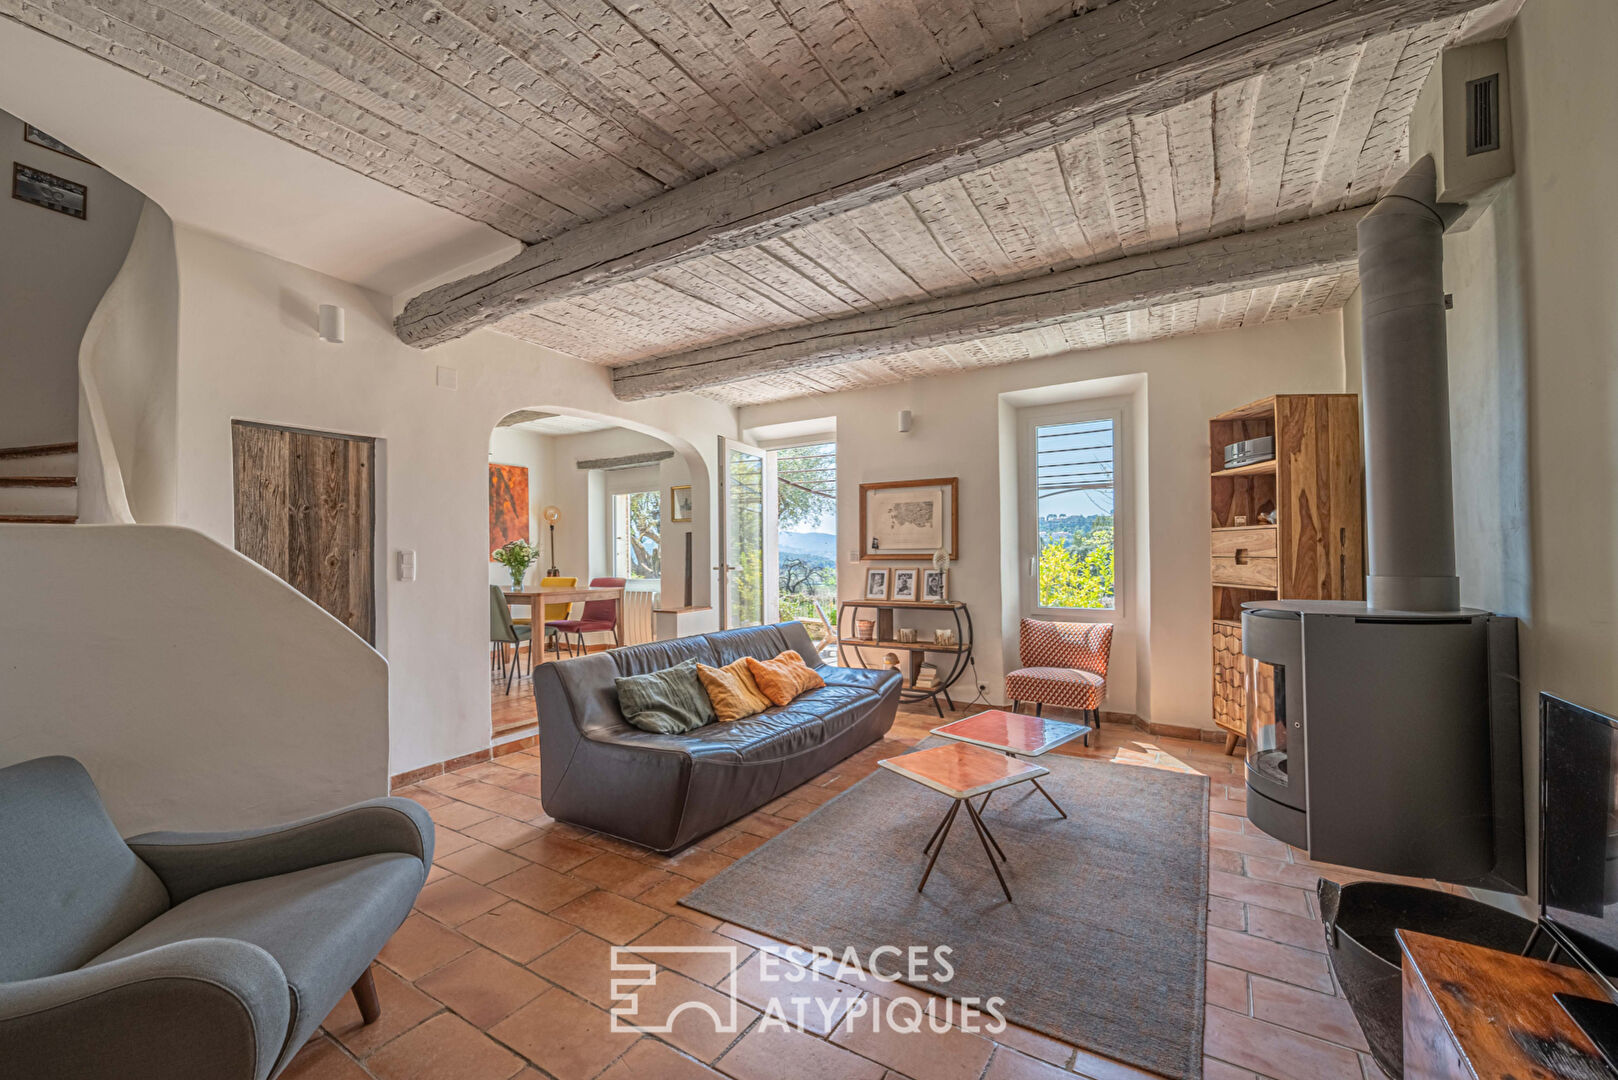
[836,599,974,717]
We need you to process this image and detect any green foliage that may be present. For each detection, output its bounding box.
[1038,521,1115,609]
[775,443,834,530]
[492,539,538,585]
[623,491,661,579]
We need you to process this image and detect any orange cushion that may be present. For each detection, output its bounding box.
[696,659,773,721]
[743,650,826,706]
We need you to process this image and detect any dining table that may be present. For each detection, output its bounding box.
[503,584,623,660]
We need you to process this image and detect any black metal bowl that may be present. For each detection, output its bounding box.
[1318,878,1538,1078]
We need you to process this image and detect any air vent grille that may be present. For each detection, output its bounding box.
[1466,73,1501,155]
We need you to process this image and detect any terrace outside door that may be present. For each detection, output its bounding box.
[717,437,777,629]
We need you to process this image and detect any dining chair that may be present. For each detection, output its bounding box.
[537,575,577,659]
[489,585,532,694]
[545,577,625,657]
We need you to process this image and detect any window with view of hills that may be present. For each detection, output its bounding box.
[1028,414,1116,611]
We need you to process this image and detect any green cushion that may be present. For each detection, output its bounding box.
[615,659,716,735]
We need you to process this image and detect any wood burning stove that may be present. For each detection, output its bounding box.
[1242,608,1306,847]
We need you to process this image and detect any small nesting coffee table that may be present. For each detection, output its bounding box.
[931,709,1091,819]
[879,742,1049,902]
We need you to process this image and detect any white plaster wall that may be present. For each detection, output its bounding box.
[0,524,387,834]
[77,200,180,523]
[487,426,555,589]
[0,109,145,447]
[737,315,1348,731]
[167,227,735,776]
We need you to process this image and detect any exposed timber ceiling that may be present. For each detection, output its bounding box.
[4,0,1513,404]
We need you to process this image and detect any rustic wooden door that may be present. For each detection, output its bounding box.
[232,421,376,644]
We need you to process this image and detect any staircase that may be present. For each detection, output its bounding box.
[0,443,79,523]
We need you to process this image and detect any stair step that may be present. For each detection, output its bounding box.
[0,476,76,487]
[0,514,77,524]
[0,442,78,459]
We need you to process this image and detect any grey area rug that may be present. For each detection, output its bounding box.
[681,740,1210,1079]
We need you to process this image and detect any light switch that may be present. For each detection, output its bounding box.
[435,365,458,390]
[396,549,416,581]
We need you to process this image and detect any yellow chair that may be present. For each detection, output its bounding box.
[539,575,576,659]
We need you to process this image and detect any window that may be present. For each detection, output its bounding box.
[1022,408,1119,613]
[612,490,661,581]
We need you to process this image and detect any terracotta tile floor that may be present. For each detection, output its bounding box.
[285,703,1430,1080]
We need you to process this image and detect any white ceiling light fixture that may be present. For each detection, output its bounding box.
[318,304,345,343]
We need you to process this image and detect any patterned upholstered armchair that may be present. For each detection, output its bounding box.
[1004,618,1113,740]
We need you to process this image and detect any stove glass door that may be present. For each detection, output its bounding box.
[1246,657,1288,787]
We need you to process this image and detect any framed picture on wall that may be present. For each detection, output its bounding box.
[488,463,529,556]
[24,124,95,165]
[891,567,919,602]
[670,484,693,522]
[13,163,87,220]
[922,568,949,603]
[863,567,891,600]
[860,477,958,561]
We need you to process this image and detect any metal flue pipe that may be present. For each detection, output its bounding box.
[1357,155,1462,612]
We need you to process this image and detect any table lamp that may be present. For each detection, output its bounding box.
[542,505,561,576]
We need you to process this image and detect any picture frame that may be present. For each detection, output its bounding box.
[13,162,87,220]
[891,567,920,602]
[863,566,891,600]
[921,568,949,603]
[670,484,693,522]
[24,124,95,165]
[859,477,958,561]
[488,463,529,556]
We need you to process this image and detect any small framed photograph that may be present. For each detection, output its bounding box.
[670,484,693,522]
[24,124,94,165]
[863,567,891,600]
[13,163,87,219]
[891,567,919,602]
[922,568,949,603]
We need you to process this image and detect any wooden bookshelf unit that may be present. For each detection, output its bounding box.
[1209,395,1365,753]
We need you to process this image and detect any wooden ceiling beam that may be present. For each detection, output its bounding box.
[609,211,1363,400]
[395,0,1490,348]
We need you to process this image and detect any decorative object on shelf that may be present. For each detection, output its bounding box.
[542,504,562,576]
[13,162,87,219]
[934,628,957,646]
[1208,394,1363,754]
[670,484,693,522]
[489,463,530,555]
[855,618,876,641]
[922,568,949,602]
[1222,434,1275,469]
[860,477,959,561]
[892,567,919,602]
[914,663,938,689]
[881,652,901,672]
[492,539,538,589]
[863,566,891,599]
[896,627,917,643]
[24,124,94,164]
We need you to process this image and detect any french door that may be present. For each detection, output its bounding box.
[717,436,777,629]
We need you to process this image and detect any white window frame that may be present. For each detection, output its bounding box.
[1017,400,1129,620]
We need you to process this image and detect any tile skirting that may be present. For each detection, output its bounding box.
[390,734,539,791]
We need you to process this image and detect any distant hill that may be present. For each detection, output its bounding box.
[780,531,836,558]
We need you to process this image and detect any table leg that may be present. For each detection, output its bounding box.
[918,800,962,892]
[1028,778,1068,819]
[964,800,1012,902]
[966,799,1007,863]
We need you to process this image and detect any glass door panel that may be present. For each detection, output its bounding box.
[718,438,776,628]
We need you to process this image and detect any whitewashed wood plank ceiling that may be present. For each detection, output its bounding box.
[3,0,1508,404]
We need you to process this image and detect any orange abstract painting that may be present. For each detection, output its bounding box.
[489,463,529,557]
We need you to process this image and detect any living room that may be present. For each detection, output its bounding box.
[2,1,1615,1079]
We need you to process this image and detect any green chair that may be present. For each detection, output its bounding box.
[490,585,532,694]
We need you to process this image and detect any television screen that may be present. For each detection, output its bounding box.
[1542,694,1618,976]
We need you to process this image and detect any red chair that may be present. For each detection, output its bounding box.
[1005,618,1113,743]
[546,577,625,656]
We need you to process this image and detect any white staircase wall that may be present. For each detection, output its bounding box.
[0,481,77,517]
[0,449,75,477]
[0,523,388,833]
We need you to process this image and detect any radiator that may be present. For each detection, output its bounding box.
[620,589,659,646]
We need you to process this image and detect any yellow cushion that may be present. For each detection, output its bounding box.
[696,659,773,721]
[743,651,826,707]
[540,575,577,623]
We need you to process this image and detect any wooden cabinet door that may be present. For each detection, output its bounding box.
[232,421,375,644]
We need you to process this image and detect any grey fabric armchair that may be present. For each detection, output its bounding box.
[0,756,434,1079]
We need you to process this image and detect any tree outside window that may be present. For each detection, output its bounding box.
[613,490,661,580]
[1033,418,1116,610]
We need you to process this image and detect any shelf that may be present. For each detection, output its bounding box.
[1212,581,1276,590]
[840,600,964,609]
[1211,524,1277,532]
[838,637,967,654]
[1213,619,1243,629]
[1211,459,1277,478]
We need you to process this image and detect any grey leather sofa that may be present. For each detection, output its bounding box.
[0,756,433,1079]
[535,622,900,851]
